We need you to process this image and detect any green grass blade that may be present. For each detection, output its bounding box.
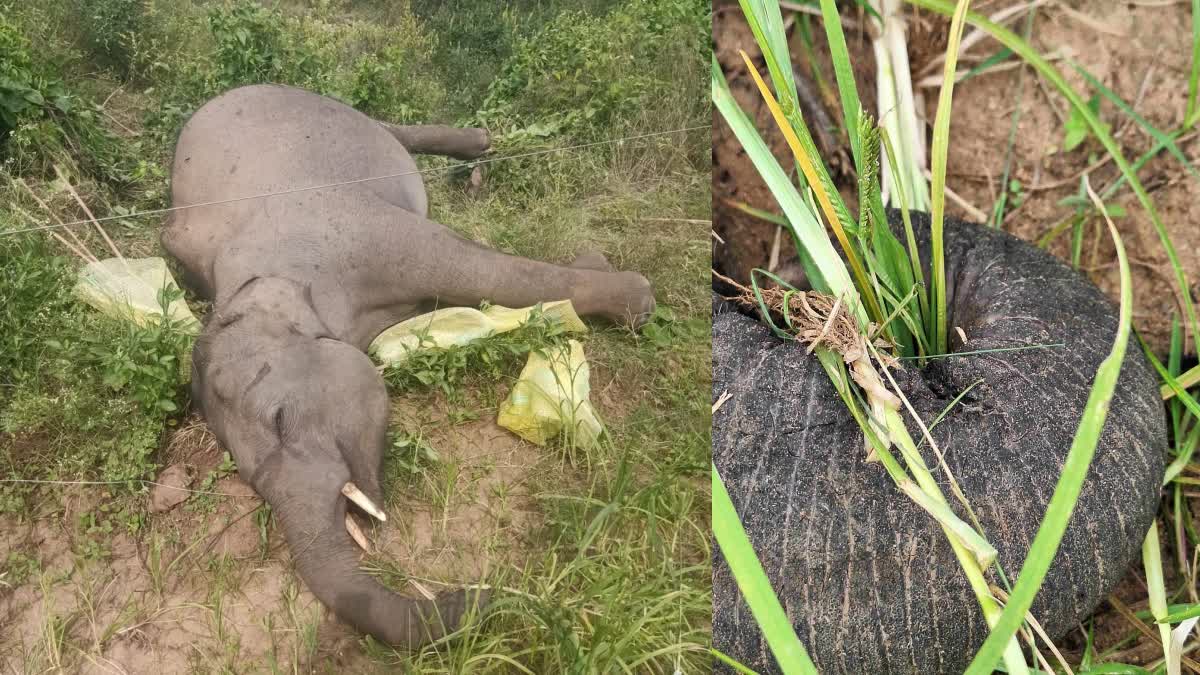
[1188,0,1200,128]
[927,0,973,355]
[1073,63,1200,184]
[712,465,818,675]
[1142,522,1173,671]
[712,55,851,301]
[961,180,1133,675]
[711,648,761,674]
[818,0,865,170]
[1136,335,1200,485]
[908,0,1200,356]
[737,0,798,121]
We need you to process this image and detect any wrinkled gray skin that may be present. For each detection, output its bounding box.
[164,85,655,648]
[713,213,1165,674]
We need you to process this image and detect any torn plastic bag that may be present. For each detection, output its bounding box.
[75,257,200,333]
[497,339,602,447]
[370,300,585,365]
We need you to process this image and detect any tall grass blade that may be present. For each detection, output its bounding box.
[961,178,1133,675]
[1142,522,1175,675]
[818,0,865,170]
[712,465,819,674]
[737,0,798,120]
[712,55,852,305]
[1188,0,1200,128]
[738,51,885,326]
[927,0,973,355]
[908,0,1200,355]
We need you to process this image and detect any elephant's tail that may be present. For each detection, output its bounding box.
[269,483,488,648]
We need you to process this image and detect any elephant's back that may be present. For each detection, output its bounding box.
[163,85,426,295]
[712,216,1165,674]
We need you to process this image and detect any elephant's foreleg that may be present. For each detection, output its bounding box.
[379,123,490,160]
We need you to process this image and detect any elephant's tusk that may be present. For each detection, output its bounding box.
[341,482,387,522]
[345,513,371,553]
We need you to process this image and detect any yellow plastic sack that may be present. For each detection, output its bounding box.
[370,300,586,365]
[75,257,200,333]
[497,339,602,447]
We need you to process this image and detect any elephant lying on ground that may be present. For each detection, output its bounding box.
[164,84,655,647]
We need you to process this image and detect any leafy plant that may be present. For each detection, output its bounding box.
[208,1,288,88]
[0,14,74,140]
[75,0,144,75]
[79,286,193,415]
[380,306,570,398]
[1063,93,1106,152]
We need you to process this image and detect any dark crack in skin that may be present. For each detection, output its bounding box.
[712,212,1166,674]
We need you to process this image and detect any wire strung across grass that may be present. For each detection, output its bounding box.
[0,477,255,498]
[0,124,707,238]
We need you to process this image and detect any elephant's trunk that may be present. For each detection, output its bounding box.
[267,482,480,648]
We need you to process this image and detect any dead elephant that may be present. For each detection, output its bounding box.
[164,84,655,647]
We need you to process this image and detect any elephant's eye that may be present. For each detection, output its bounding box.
[273,407,286,441]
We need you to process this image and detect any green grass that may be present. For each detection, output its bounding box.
[0,0,709,671]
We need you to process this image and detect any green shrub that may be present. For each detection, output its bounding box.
[0,14,73,141]
[208,0,290,88]
[0,234,192,504]
[75,0,145,76]
[477,0,707,141]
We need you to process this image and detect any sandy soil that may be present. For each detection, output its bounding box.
[713,0,1200,356]
[0,397,554,673]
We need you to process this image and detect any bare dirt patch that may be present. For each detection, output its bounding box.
[0,384,589,672]
[713,0,1200,355]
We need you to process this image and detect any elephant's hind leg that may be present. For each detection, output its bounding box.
[413,228,656,328]
[378,123,490,160]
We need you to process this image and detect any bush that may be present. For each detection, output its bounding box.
[0,14,73,142]
[471,0,708,197]
[477,0,708,141]
[75,0,145,76]
[0,234,192,502]
[208,0,290,88]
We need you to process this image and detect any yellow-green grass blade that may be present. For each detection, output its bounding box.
[1142,522,1173,673]
[737,0,798,121]
[711,55,853,307]
[1162,364,1200,400]
[927,0,972,356]
[961,179,1133,675]
[738,51,884,327]
[909,0,1200,355]
[1136,337,1200,485]
[712,465,818,675]
[711,648,761,674]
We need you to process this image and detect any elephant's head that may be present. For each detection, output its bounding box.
[192,277,487,647]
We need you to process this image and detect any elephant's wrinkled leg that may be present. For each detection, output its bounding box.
[378,122,491,160]
[420,230,655,327]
